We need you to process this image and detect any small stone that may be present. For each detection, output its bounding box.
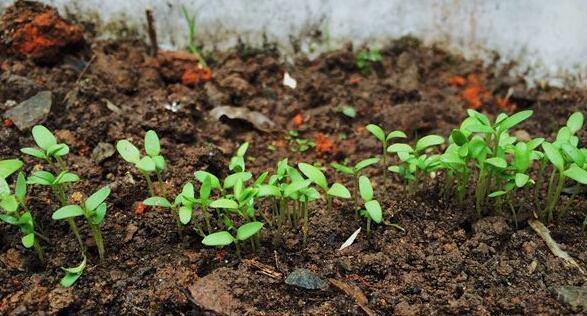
[4,91,52,130]
[188,268,243,315]
[553,286,587,311]
[92,142,115,163]
[522,241,537,256]
[285,268,327,290]
[124,224,138,242]
[513,129,531,142]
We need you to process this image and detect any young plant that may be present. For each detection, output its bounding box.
[229,142,249,172]
[331,157,380,212]
[0,159,23,178]
[116,130,166,197]
[366,124,407,186]
[387,134,445,193]
[358,175,382,236]
[356,48,382,75]
[286,130,315,152]
[60,256,86,288]
[298,162,350,214]
[52,186,111,260]
[181,5,207,67]
[201,221,264,257]
[20,125,69,171]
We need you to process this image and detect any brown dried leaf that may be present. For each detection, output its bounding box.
[210,106,275,132]
[329,278,376,316]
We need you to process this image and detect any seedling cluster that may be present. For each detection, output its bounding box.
[356,48,382,75]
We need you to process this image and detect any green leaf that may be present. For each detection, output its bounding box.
[497,110,533,131]
[298,163,328,190]
[258,184,281,197]
[561,143,585,166]
[415,135,444,152]
[366,124,385,142]
[21,233,35,248]
[467,109,491,126]
[116,140,141,164]
[485,157,507,169]
[386,130,407,141]
[54,172,80,184]
[0,214,18,225]
[200,177,212,201]
[556,127,571,144]
[513,142,530,172]
[60,257,86,288]
[355,158,380,172]
[15,172,26,201]
[32,125,57,150]
[254,172,269,187]
[338,104,356,118]
[223,172,252,189]
[0,195,18,213]
[27,171,56,185]
[152,155,166,171]
[365,200,382,223]
[136,156,156,172]
[466,124,494,134]
[566,112,584,134]
[0,159,23,178]
[210,198,238,209]
[285,179,312,197]
[144,130,161,156]
[331,163,353,175]
[542,142,564,171]
[387,143,414,153]
[527,138,545,150]
[236,142,249,157]
[358,176,373,202]
[327,183,351,199]
[20,147,46,159]
[92,203,107,225]
[0,178,9,197]
[52,205,84,220]
[488,190,507,198]
[47,143,69,156]
[85,186,110,212]
[179,206,192,225]
[515,173,530,188]
[450,129,467,146]
[143,196,172,208]
[563,164,587,184]
[236,221,264,241]
[194,171,221,189]
[202,231,234,246]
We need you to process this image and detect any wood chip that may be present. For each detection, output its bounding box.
[329,278,376,316]
[242,259,282,279]
[529,219,585,275]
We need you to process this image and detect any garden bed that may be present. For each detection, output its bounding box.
[1,2,586,315]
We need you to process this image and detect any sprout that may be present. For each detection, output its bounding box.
[357,176,382,236]
[298,162,350,214]
[21,125,69,171]
[356,48,382,75]
[60,256,86,288]
[366,124,407,187]
[331,157,379,213]
[201,221,264,257]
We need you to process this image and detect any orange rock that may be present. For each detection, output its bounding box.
[3,118,13,127]
[134,202,146,216]
[181,68,201,86]
[314,133,335,153]
[292,113,304,126]
[447,75,466,86]
[461,86,483,109]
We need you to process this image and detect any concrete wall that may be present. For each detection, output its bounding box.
[2,0,586,86]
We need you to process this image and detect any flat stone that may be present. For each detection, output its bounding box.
[4,91,52,130]
[553,286,587,311]
[285,268,327,290]
[189,268,242,315]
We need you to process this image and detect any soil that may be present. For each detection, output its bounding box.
[1,2,587,315]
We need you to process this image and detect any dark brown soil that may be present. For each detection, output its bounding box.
[1,3,586,315]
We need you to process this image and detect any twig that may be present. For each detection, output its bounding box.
[76,55,95,83]
[145,9,158,56]
[242,259,282,279]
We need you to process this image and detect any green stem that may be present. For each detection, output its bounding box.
[34,231,50,243]
[558,184,579,221]
[534,159,546,209]
[302,201,309,248]
[366,217,371,237]
[202,205,212,233]
[67,218,85,252]
[155,171,166,197]
[544,169,558,222]
[140,171,155,197]
[382,142,388,189]
[32,239,45,263]
[90,223,105,261]
[353,175,359,215]
[327,195,332,214]
[234,241,241,258]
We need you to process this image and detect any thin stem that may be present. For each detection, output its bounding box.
[89,223,105,261]
[34,231,50,243]
[33,239,45,263]
[235,241,241,258]
[327,196,332,214]
[366,217,371,237]
[140,171,155,197]
[302,201,309,247]
[202,205,212,233]
[67,218,85,252]
[155,171,166,197]
[353,175,359,213]
[382,142,388,189]
[534,159,546,209]
[558,184,579,221]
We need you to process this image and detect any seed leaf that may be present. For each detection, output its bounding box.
[542,142,564,171]
[144,130,160,156]
[20,147,46,159]
[60,257,86,288]
[561,143,585,166]
[358,176,373,202]
[236,221,263,241]
[85,186,111,212]
[498,110,533,131]
[258,184,281,197]
[366,124,385,142]
[194,171,221,189]
[0,195,18,212]
[513,142,530,172]
[136,156,156,172]
[0,159,23,178]
[152,155,166,171]
[179,206,192,224]
[32,125,57,150]
[355,158,380,172]
[515,173,530,188]
[298,163,328,190]
[466,124,494,134]
[486,157,507,169]
[143,196,172,208]
[21,233,35,248]
[365,200,382,223]
[489,190,507,197]
[15,172,26,201]
[285,179,312,197]
[566,112,584,134]
[202,231,234,246]
[27,171,55,185]
[236,142,249,157]
[563,164,587,184]
[450,129,467,146]
[92,203,107,225]
[54,172,80,184]
[387,143,414,153]
[210,198,238,209]
[52,205,84,220]
[331,163,353,175]
[386,130,407,141]
[415,135,444,152]
[327,183,351,199]
[116,140,141,164]
[224,172,252,189]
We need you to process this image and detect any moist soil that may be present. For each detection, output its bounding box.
[1,5,587,316]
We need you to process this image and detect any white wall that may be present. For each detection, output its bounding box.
[2,0,587,86]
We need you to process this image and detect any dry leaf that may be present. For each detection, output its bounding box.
[329,278,376,316]
[210,106,275,132]
[529,219,585,274]
[339,227,361,251]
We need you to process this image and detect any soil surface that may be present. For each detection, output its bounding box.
[1,2,586,315]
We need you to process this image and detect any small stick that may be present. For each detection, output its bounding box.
[76,55,95,83]
[146,9,159,56]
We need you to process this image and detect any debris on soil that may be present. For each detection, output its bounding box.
[242,259,283,279]
[552,286,587,312]
[529,219,585,274]
[3,90,52,130]
[453,73,490,109]
[283,72,297,89]
[124,223,138,242]
[292,113,304,126]
[91,142,115,164]
[329,278,376,316]
[133,201,146,216]
[0,0,84,63]
[314,133,335,153]
[285,268,327,290]
[339,227,361,251]
[188,268,245,315]
[210,105,276,132]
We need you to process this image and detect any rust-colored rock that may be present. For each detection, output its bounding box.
[0,0,84,63]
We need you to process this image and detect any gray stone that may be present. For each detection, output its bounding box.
[92,142,115,163]
[553,286,587,311]
[285,268,327,290]
[4,91,52,130]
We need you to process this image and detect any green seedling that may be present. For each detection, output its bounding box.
[60,256,86,288]
[181,5,207,67]
[357,175,382,236]
[202,221,263,257]
[0,159,23,178]
[298,162,350,214]
[52,186,111,260]
[388,134,445,193]
[229,142,249,172]
[366,124,407,187]
[21,125,69,171]
[116,130,166,197]
[335,104,357,118]
[331,157,379,212]
[0,172,45,262]
[356,48,382,75]
[286,130,315,152]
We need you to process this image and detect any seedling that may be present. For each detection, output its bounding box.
[356,48,382,75]
[357,175,382,236]
[331,157,379,212]
[181,5,207,67]
[21,125,69,171]
[116,130,166,197]
[298,162,350,214]
[52,186,111,260]
[60,256,86,288]
[286,130,315,152]
[335,104,357,118]
[229,142,249,172]
[0,159,23,178]
[366,124,407,186]
[201,221,263,257]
